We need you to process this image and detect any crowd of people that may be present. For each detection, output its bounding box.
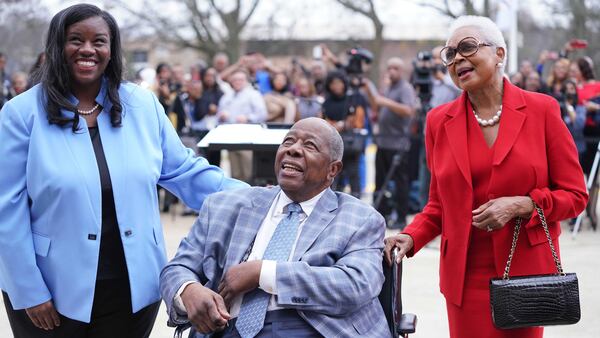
[1,36,599,228]
[0,4,592,338]
[508,47,600,174]
[138,44,599,228]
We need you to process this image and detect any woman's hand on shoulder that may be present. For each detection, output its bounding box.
[384,234,414,266]
[472,196,534,231]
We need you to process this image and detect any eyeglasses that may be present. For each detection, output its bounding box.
[440,37,493,66]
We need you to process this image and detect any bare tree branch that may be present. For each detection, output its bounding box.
[208,0,226,19]
[113,0,192,47]
[184,0,216,44]
[334,0,384,83]
[241,0,261,29]
[336,0,370,17]
[463,0,476,15]
[416,0,459,18]
[106,0,262,60]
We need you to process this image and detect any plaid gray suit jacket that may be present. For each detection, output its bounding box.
[160,186,391,337]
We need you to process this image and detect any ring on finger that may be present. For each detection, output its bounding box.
[486,226,493,232]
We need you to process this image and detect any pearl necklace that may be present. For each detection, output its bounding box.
[473,105,502,127]
[77,103,99,115]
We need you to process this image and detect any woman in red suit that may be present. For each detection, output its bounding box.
[384,16,587,338]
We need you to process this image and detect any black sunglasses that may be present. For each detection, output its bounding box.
[440,37,493,66]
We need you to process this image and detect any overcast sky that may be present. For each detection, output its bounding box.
[42,0,555,40]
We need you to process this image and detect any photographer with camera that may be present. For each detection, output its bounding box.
[153,62,188,212]
[155,63,174,111]
[322,70,368,198]
[318,45,373,198]
[430,46,462,109]
[417,47,462,209]
[364,57,417,229]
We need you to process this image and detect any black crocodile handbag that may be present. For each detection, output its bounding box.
[489,203,581,329]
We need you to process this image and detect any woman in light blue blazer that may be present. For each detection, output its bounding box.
[0,4,245,338]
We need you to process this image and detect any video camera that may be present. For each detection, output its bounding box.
[345,47,373,76]
[411,51,434,99]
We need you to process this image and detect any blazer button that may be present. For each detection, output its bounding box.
[124,230,133,237]
[87,234,97,240]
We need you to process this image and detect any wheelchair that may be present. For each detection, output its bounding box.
[379,249,417,337]
[173,250,417,338]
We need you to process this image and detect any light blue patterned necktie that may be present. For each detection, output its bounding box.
[235,202,302,338]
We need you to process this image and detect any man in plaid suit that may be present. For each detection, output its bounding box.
[160,118,390,337]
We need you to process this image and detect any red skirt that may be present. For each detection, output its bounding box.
[446,228,543,338]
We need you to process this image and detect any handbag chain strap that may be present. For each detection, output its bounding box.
[502,201,565,280]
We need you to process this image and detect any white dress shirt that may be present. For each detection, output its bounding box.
[174,189,326,318]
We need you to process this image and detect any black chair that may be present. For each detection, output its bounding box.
[173,250,417,338]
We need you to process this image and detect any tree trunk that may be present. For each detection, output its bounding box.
[483,0,492,18]
[370,23,383,84]
[225,31,242,62]
[569,0,587,38]
[464,0,477,15]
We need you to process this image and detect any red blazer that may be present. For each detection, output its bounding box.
[403,79,588,306]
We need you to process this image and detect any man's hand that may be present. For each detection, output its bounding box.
[320,43,336,62]
[25,300,60,330]
[237,55,253,68]
[218,111,229,122]
[180,284,230,334]
[235,115,248,124]
[384,234,414,266]
[218,260,262,306]
[472,196,534,232]
[208,103,218,115]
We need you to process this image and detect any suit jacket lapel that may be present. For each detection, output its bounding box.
[96,101,129,221]
[444,93,472,187]
[292,188,338,261]
[60,110,101,233]
[223,187,279,272]
[493,80,527,165]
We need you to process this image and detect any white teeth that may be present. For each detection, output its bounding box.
[77,61,95,67]
[283,163,302,171]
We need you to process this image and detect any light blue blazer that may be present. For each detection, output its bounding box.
[0,80,246,322]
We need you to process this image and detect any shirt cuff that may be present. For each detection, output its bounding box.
[174,281,198,315]
[259,260,277,295]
